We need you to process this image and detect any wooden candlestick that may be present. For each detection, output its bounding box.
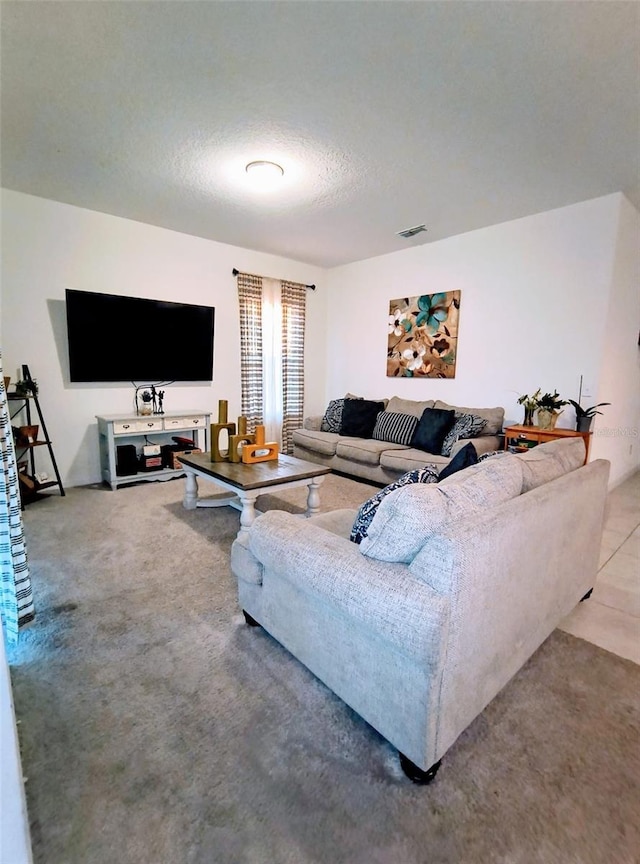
[210,399,235,461]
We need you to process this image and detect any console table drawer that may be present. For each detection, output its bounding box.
[137,419,164,433]
[164,415,207,431]
[112,421,139,435]
[113,419,165,434]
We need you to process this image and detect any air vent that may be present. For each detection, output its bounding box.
[396,224,427,239]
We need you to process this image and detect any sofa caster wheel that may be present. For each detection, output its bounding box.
[399,753,442,784]
[243,610,260,627]
[581,587,594,601]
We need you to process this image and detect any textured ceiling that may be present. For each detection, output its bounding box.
[1,1,638,268]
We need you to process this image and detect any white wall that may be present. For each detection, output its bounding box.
[0,190,327,487]
[325,194,639,485]
[2,190,637,489]
[592,195,640,486]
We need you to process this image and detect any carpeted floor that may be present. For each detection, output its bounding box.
[8,474,640,864]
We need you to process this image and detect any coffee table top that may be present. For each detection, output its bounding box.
[177,451,331,491]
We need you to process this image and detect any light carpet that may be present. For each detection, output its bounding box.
[8,474,640,864]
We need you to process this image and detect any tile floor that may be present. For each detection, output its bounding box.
[560,469,640,664]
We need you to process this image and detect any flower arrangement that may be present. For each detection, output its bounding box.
[535,391,568,412]
[517,390,541,411]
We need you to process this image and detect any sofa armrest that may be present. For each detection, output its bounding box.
[450,435,503,458]
[246,510,449,663]
[303,415,323,431]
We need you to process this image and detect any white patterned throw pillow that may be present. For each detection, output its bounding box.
[320,399,345,433]
[440,412,487,457]
[350,465,439,544]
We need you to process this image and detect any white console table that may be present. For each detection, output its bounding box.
[96,410,210,490]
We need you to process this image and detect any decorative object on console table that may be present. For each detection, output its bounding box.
[535,391,568,430]
[229,415,255,463]
[503,425,591,464]
[210,399,236,462]
[568,399,610,433]
[241,424,279,464]
[517,390,541,426]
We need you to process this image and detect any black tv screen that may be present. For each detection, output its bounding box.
[66,289,215,382]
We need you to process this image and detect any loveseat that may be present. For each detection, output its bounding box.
[292,396,505,485]
[231,437,610,782]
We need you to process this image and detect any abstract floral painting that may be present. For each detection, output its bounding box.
[387,291,461,378]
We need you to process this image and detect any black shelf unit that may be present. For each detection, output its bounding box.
[9,365,65,506]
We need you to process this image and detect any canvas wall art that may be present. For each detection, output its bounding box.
[387,291,461,378]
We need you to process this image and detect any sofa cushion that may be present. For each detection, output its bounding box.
[516,437,586,492]
[434,401,505,436]
[340,399,386,438]
[320,398,346,433]
[335,438,409,466]
[379,447,450,472]
[372,411,418,446]
[360,455,523,563]
[292,428,343,457]
[437,441,479,481]
[411,407,456,453]
[385,397,435,419]
[350,465,440,544]
[440,413,487,457]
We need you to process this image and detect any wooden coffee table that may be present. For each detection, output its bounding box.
[177,451,331,538]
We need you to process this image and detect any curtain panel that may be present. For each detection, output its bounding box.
[236,273,307,455]
[281,281,306,455]
[237,273,264,430]
[0,355,34,644]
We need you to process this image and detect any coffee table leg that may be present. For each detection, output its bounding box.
[237,489,261,538]
[306,477,325,517]
[183,470,199,510]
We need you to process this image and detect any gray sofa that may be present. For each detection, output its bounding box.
[292,396,505,485]
[231,437,609,782]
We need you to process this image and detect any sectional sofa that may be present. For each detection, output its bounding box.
[231,437,609,783]
[292,396,505,485]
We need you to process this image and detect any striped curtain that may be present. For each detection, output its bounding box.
[237,273,264,430]
[237,274,307,455]
[281,281,306,454]
[0,355,34,644]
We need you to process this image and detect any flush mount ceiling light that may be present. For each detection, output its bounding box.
[397,224,427,238]
[245,160,284,188]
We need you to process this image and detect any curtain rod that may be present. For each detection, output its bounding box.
[232,268,316,291]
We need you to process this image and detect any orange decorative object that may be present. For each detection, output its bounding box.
[241,424,279,463]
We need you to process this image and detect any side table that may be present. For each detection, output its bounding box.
[503,424,591,464]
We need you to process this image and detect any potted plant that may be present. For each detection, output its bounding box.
[536,391,568,430]
[568,399,610,433]
[517,389,541,426]
[14,378,38,397]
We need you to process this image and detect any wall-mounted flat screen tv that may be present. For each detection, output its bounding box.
[66,289,215,382]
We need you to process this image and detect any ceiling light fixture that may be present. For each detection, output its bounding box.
[245,160,284,188]
[397,224,427,238]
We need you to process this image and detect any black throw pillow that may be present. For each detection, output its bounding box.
[438,441,479,481]
[410,407,456,454]
[340,399,386,438]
